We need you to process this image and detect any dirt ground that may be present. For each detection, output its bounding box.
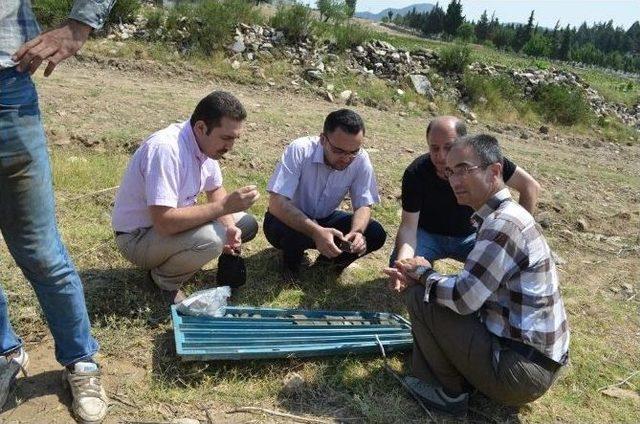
[0,54,638,423]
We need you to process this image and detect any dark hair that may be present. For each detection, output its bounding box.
[426,118,467,137]
[190,91,247,134]
[323,109,365,136]
[456,134,503,167]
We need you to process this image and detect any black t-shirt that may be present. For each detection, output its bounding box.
[401,154,516,237]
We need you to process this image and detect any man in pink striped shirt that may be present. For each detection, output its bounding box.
[112,91,260,303]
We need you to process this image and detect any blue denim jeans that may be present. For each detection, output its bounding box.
[0,67,98,366]
[390,228,476,265]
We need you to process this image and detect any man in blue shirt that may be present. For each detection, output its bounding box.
[0,1,114,423]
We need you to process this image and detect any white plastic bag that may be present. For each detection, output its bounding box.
[176,286,232,318]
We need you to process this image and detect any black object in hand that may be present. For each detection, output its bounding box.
[216,253,246,288]
[337,239,353,253]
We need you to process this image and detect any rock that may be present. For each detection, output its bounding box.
[427,102,438,112]
[229,39,246,53]
[576,218,589,232]
[304,69,323,82]
[478,96,488,105]
[520,132,529,140]
[231,60,241,70]
[323,91,334,103]
[170,419,200,424]
[283,372,305,394]
[538,215,552,229]
[408,74,434,98]
[396,89,404,96]
[346,91,359,106]
[339,90,353,101]
[539,125,549,134]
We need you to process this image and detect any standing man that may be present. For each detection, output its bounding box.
[384,134,569,415]
[0,1,114,423]
[390,116,541,278]
[112,91,260,303]
[264,109,386,281]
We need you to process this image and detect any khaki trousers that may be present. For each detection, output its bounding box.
[404,285,562,406]
[115,213,258,291]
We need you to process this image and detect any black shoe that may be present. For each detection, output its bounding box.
[217,253,246,288]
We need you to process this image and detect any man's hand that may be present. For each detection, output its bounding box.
[344,231,366,256]
[13,20,93,77]
[222,185,260,215]
[223,225,242,255]
[384,257,432,293]
[312,227,344,258]
[383,267,416,293]
[396,256,432,280]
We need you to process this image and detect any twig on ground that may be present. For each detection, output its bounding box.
[375,335,436,423]
[626,293,637,302]
[226,406,335,424]
[74,238,113,259]
[597,370,640,392]
[108,392,137,408]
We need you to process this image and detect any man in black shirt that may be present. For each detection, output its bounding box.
[389,116,541,289]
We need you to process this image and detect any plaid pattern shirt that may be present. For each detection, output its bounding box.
[421,188,570,363]
[0,0,115,68]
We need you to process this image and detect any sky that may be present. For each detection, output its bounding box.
[303,1,639,30]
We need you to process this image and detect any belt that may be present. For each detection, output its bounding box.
[499,337,565,373]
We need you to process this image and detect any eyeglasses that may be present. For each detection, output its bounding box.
[323,134,361,158]
[444,164,486,179]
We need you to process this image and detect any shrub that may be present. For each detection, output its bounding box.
[145,0,262,55]
[106,0,141,26]
[33,0,73,29]
[533,84,592,125]
[270,2,314,43]
[437,43,472,73]
[317,22,374,50]
[462,72,521,111]
[33,0,140,29]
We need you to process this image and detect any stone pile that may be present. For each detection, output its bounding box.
[347,40,438,80]
[468,62,640,129]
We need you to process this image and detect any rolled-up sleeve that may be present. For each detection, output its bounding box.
[144,144,180,208]
[70,0,116,29]
[349,154,380,210]
[202,160,223,192]
[266,145,302,200]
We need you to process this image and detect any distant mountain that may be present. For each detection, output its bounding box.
[355,3,435,21]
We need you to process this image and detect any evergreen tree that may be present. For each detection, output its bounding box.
[558,25,573,60]
[345,0,356,18]
[475,10,490,41]
[443,0,464,37]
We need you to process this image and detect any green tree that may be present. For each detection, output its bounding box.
[317,0,345,22]
[475,10,490,41]
[523,33,551,57]
[345,0,356,18]
[443,0,464,37]
[457,22,475,42]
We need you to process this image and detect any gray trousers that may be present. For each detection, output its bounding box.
[115,213,258,291]
[404,285,562,406]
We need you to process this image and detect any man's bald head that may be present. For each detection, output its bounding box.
[426,116,467,139]
[426,116,467,179]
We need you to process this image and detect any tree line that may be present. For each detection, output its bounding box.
[387,0,640,73]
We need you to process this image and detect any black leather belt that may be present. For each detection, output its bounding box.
[499,337,565,373]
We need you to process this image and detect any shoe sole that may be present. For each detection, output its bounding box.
[403,377,468,416]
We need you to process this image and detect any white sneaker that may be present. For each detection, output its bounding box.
[0,347,29,410]
[63,361,109,424]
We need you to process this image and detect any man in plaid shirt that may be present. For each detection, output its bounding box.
[385,134,569,415]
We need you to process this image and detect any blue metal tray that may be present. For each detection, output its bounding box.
[171,305,413,360]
